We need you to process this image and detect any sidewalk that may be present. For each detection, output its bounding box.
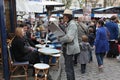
[60,53,120,80]
[0,60,62,80]
[1,53,120,80]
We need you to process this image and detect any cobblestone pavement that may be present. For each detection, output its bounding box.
[0,63,61,80]
[60,53,120,80]
[1,53,120,80]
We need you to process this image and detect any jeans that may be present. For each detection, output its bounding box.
[96,52,105,67]
[63,48,75,80]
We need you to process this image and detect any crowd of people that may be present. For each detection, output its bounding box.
[10,8,120,80]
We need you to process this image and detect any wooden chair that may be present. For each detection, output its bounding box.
[34,63,50,80]
[7,44,29,80]
[49,53,61,67]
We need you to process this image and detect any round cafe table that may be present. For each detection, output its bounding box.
[38,47,62,67]
[38,48,61,56]
[35,44,54,49]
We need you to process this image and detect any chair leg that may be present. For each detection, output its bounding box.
[24,65,28,80]
[34,69,40,80]
[10,65,28,80]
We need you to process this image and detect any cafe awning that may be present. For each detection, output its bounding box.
[94,14,117,18]
[16,0,64,13]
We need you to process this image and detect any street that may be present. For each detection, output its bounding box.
[60,53,120,80]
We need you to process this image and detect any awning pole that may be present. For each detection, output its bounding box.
[0,0,10,80]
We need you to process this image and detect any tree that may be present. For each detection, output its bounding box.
[104,0,107,7]
[62,0,72,9]
[77,0,85,8]
[89,0,99,7]
[104,0,117,7]
[107,0,117,6]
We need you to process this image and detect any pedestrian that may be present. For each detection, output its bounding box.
[58,9,80,80]
[88,28,95,62]
[94,20,109,71]
[74,16,88,66]
[77,35,92,74]
[105,15,119,58]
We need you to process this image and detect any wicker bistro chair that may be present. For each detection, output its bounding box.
[7,44,29,80]
[49,53,61,67]
[34,63,50,80]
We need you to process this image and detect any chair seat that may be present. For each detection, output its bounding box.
[12,61,29,66]
[34,63,50,80]
[49,53,61,67]
[34,63,50,70]
[52,53,61,57]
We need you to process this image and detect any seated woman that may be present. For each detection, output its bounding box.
[11,27,40,65]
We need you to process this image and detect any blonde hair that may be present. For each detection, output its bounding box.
[15,27,24,38]
[82,35,88,42]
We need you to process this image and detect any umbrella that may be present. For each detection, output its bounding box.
[28,1,64,7]
[16,0,43,13]
[16,0,64,13]
[16,0,30,12]
[28,0,64,20]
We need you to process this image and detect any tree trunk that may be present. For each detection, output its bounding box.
[104,0,107,8]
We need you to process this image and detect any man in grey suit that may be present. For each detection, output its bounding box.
[58,9,80,80]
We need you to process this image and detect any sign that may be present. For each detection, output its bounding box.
[83,4,92,21]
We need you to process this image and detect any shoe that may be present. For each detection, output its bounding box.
[81,69,85,74]
[81,70,85,74]
[99,65,103,68]
[98,65,104,72]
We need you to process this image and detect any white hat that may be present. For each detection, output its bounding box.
[63,9,72,15]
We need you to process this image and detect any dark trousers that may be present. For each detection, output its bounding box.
[81,64,86,73]
[22,51,40,64]
[74,53,80,65]
[63,48,75,80]
[107,41,119,58]
[89,51,93,62]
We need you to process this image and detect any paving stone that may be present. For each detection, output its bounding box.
[60,53,120,80]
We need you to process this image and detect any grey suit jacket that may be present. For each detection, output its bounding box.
[59,20,80,55]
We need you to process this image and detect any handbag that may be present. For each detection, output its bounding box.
[118,44,120,53]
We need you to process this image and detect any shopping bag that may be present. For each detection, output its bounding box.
[116,55,120,61]
[118,44,120,53]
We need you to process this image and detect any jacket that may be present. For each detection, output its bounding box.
[59,20,80,55]
[94,27,109,53]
